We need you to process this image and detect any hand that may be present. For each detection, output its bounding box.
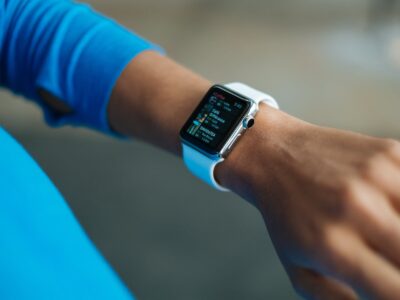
[218,105,400,300]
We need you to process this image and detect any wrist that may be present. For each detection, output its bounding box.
[215,104,308,205]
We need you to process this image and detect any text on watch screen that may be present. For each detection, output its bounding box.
[185,91,249,151]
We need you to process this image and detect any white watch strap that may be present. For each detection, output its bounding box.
[183,83,279,192]
[182,144,228,192]
[225,82,279,109]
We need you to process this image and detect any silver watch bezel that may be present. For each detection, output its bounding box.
[218,99,259,159]
[180,84,260,161]
[181,97,258,160]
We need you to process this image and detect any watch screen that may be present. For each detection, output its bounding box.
[180,85,251,155]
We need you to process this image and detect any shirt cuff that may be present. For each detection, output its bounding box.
[36,2,164,134]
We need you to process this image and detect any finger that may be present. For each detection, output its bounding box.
[289,267,358,300]
[361,153,400,202]
[330,235,400,300]
[386,139,400,166]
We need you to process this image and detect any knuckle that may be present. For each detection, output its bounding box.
[336,179,360,200]
[341,184,393,231]
[320,230,358,279]
[328,179,366,220]
[383,138,400,156]
[333,179,385,224]
[367,204,396,237]
[356,139,400,179]
[319,227,347,263]
[336,179,365,209]
[337,179,382,221]
[345,189,368,213]
[357,155,384,180]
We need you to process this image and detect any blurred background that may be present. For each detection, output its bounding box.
[1,0,400,299]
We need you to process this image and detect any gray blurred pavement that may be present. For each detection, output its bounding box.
[0,1,399,299]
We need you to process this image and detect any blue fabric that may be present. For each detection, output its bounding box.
[0,0,162,133]
[0,127,133,299]
[0,0,163,298]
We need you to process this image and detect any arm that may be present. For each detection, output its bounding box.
[2,1,400,299]
[108,51,400,300]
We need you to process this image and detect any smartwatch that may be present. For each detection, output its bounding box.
[180,82,279,192]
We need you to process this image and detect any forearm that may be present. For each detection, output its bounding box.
[108,51,211,156]
[107,51,303,196]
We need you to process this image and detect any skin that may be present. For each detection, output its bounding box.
[44,51,400,300]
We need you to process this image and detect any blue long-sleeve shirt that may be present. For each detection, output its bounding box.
[0,0,162,298]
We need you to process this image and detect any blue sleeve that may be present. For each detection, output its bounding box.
[0,0,163,133]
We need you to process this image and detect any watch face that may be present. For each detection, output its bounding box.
[180,85,252,156]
